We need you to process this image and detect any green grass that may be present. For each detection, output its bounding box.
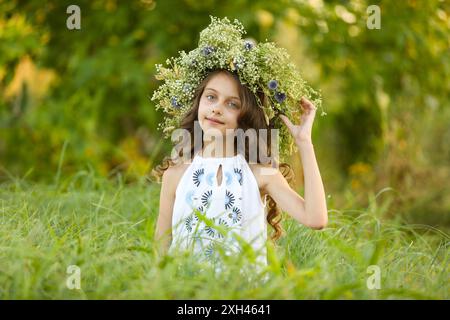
[0,172,448,299]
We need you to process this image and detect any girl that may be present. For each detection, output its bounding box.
[152,17,328,265]
[151,16,328,271]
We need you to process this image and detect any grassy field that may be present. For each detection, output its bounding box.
[0,172,448,299]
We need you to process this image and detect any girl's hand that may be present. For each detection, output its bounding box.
[279,97,317,144]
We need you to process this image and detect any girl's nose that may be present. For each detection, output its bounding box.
[212,104,223,114]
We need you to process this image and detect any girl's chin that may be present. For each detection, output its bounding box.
[203,128,225,135]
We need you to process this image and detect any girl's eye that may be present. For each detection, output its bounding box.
[206,94,239,108]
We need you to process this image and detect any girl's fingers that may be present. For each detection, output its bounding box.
[301,97,317,110]
[279,114,294,131]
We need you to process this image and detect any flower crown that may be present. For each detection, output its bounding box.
[151,16,323,161]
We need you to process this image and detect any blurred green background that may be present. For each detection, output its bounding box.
[1,0,449,229]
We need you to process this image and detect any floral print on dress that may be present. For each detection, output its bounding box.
[171,154,267,269]
[185,189,195,207]
[224,190,235,210]
[201,190,213,207]
[234,168,243,185]
[204,217,228,239]
[204,225,216,238]
[204,242,215,259]
[185,214,196,233]
[228,207,242,224]
[224,171,233,186]
[184,211,200,233]
[204,241,221,263]
[192,168,204,187]
[216,218,228,239]
[206,172,215,186]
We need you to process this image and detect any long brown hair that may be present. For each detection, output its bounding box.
[152,69,295,241]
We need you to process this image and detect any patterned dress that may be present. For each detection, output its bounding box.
[168,151,269,271]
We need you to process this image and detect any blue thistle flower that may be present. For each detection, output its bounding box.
[274,91,286,104]
[183,84,192,93]
[201,45,215,56]
[268,80,278,90]
[189,59,198,68]
[171,96,181,108]
[244,41,254,50]
[233,57,245,70]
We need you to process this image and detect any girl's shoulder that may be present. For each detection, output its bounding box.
[163,162,191,189]
[248,162,276,195]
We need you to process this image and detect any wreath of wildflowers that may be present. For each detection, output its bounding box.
[151,16,323,161]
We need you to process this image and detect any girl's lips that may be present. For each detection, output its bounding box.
[206,117,224,125]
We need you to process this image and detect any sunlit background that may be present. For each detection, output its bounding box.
[1,0,449,230]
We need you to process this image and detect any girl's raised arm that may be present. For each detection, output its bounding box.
[264,97,328,229]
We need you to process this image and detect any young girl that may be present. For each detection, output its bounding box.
[151,17,328,271]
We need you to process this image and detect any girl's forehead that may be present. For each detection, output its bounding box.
[206,73,240,98]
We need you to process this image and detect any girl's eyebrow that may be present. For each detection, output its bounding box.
[205,87,240,100]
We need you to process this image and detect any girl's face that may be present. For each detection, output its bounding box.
[198,72,242,137]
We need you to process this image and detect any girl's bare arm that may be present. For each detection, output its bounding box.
[154,167,177,254]
[261,151,328,230]
[265,97,328,229]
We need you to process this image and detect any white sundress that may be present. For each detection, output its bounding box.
[168,150,269,272]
